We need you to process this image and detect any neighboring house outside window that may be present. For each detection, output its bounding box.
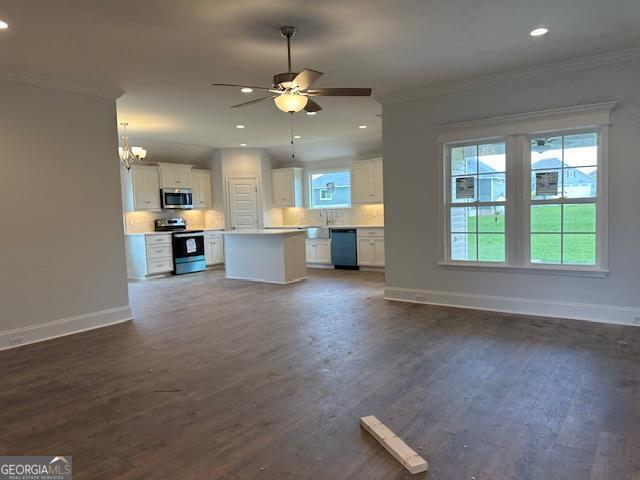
[319,189,333,201]
[309,170,351,208]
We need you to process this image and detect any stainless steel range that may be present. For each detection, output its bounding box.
[155,218,206,275]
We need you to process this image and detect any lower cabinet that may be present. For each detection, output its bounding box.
[204,232,224,266]
[125,233,173,279]
[305,239,332,264]
[357,228,385,267]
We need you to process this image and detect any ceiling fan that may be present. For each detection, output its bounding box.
[211,26,372,114]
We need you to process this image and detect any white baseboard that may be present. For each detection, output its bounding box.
[0,306,133,351]
[384,287,640,327]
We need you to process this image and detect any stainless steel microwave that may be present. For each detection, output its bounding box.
[161,188,194,209]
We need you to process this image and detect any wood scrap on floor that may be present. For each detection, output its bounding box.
[360,415,428,474]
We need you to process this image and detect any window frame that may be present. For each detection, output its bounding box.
[437,102,613,276]
[307,168,352,210]
[444,137,510,265]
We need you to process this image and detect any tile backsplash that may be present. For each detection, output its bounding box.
[282,204,384,226]
[125,210,225,233]
[124,204,382,233]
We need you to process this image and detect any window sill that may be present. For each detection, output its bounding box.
[438,261,609,278]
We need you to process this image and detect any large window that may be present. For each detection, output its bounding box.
[528,132,598,266]
[440,102,612,274]
[309,170,351,209]
[447,141,507,262]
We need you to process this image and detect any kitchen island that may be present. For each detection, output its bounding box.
[222,229,307,284]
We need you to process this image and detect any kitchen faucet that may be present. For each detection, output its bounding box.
[321,209,334,226]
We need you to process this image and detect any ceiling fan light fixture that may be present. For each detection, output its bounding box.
[274,92,308,113]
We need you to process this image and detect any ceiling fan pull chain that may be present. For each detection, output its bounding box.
[290,112,295,159]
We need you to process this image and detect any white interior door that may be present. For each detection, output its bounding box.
[227,177,259,230]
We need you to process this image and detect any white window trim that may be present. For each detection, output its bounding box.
[437,102,615,276]
[307,168,352,210]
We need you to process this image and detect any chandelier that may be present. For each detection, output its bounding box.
[118,122,147,169]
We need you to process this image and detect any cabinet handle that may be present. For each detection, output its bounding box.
[176,180,181,184]
[370,243,375,246]
[145,201,151,204]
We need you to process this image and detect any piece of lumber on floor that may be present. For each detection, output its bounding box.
[360,415,428,474]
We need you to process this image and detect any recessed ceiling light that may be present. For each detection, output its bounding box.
[240,87,253,93]
[240,143,247,147]
[358,125,368,129]
[529,27,549,37]
[0,20,8,29]
[293,135,302,139]
[306,111,317,116]
[236,125,245,129]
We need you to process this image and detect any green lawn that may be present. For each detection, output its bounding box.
[461,204,596,264]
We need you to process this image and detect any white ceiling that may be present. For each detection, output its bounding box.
[1,0,639,162]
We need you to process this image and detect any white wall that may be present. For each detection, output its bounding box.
[382,59,640,325]
[0,79,131,349]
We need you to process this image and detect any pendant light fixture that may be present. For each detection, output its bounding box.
[118,122,147,170]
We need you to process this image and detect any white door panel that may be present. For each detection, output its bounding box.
[227,178,259,230]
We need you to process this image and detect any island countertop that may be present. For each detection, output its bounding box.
[222,229,306,235]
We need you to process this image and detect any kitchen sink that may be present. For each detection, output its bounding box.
[306,227,331,239]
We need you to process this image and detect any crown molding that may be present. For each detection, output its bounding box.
[0,69,124,99]
[379,46,640,105]
[435,101,617,143]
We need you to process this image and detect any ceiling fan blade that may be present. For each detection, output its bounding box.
[306,88,372,97]
[230,96,276,108]
[212,83,274,92]
[304,99,322,113]
[292,69,323,90]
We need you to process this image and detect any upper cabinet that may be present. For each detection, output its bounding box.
[157,163,192,189]
[351,158,383,204]
[272,167,303,207]
[122,165,161,211]
[191,169,213,209]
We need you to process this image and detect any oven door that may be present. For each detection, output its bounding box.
[161,189,193,209]
[172,232,206,275]
[172,232,205,258]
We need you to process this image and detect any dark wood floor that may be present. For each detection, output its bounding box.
[2,269,640,479]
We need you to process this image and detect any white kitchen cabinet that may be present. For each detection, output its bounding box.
[191,169,213,209]
[357,228,385,267]
[122,165,161,211]
[204,232,224,266]
[351,159,383,204]
[272,167,303,207]
[157,163,192,189]
[305,239,331,264]
[124,233,173,278]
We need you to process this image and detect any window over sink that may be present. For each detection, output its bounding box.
[309,169,351,209]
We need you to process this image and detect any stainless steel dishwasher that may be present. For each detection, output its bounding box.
[330,228,358,269]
